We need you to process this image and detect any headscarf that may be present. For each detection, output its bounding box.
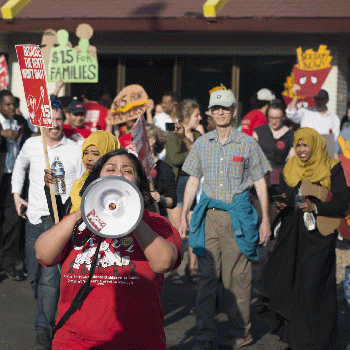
[70,131,122,212]
[283,127,339,190]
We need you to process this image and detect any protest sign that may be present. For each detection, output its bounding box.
[15,45,52,127]
[131,115,155,179]
[292,45,332,97]
[111,84,150,125]
[282,71,314,108]
[16,44,59,222]
[48,28,98,83]
[0,55,9,89]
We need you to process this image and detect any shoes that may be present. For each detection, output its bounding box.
[36,332,52,350]
[185,264,198,284]
[219,333,253,349]
[168,271,184,285]
[192,340,213,350]
[4,267,26,281]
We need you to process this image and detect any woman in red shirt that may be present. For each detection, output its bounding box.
[35,149,182,350]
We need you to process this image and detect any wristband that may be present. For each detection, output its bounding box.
[159,195,166,206]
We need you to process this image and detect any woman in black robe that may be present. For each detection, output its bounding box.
[256,127,349,350]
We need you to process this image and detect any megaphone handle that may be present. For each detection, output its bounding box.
[72,218,91,247]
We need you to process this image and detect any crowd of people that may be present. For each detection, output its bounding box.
[0,80,348,350]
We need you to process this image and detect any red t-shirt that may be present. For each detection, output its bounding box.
[53,210,181,350]
[84,102,108,132]
[118,132,132,148]
[240,110,268,136]
[62,124,92,144]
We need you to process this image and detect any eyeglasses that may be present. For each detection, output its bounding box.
[211,108,232,115]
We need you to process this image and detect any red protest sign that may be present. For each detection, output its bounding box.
[0,55,9,89]
[15,45,52,127]
[293,65,331,98]
[131,115,155,179]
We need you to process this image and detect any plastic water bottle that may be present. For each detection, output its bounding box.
[51,156,66,195]
[295,189,305,210]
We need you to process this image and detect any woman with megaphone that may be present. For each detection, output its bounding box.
[36,149,181,350]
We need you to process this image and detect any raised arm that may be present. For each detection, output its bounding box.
[133,220,179,274]
[35,209,81,266]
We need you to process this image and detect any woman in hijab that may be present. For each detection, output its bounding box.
[45,131,121,216]
[69,131,121,212]
[256,127,348,350]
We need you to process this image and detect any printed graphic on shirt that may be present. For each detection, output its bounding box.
[64,236,139,286]
[85,110,100,131]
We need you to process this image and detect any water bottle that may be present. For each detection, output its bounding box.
[51,156,66,195]
[295,189,305,210]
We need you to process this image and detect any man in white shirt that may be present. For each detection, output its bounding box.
[286,85,340,140]
[153,91,179,131]
[12,102,84,350]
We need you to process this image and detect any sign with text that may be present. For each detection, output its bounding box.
[111,84,150,125]
[48,29,98,83]
[131,115,155,179]
[15,45,52,127]
[292,45,332,97]
[0,55,9,89]
[282,71,314,108]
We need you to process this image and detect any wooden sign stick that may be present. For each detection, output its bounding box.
[149,178,160,215]
[40,127,59,223]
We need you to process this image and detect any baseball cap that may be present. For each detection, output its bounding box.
[257,88,276,101]
[67,100,85,114]
[314,89,329,100]
[208,90,236,109]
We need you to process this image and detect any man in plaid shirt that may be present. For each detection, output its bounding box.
[179,89,271,350]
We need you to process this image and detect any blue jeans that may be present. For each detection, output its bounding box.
[25,216,60,335]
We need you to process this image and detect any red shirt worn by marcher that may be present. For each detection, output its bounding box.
[118,132,132,148]
[240,110,268,136]
[53,210,181,350]
[84,102,107,132]
[62,124,92,144]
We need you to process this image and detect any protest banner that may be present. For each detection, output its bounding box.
[0,55,9,89]
[131,115,155,179]
[16,44,59,223]
[15,45,52,127]
[131,115,159,213]
[111,84,151,125]
[282,71,314,108]
[48,27,98,83]
[292,45,332,97]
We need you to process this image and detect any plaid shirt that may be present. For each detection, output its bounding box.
[182,128,271,203]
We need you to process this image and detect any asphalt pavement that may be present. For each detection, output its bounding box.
[0,248,349,350]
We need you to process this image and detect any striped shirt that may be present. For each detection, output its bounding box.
[182,128,271,203]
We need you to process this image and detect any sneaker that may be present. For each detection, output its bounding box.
[36,332,52,350]
[219,333,253,349]
[192,340,213,350]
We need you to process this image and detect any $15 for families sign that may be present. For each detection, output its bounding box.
[15,45,52,127]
